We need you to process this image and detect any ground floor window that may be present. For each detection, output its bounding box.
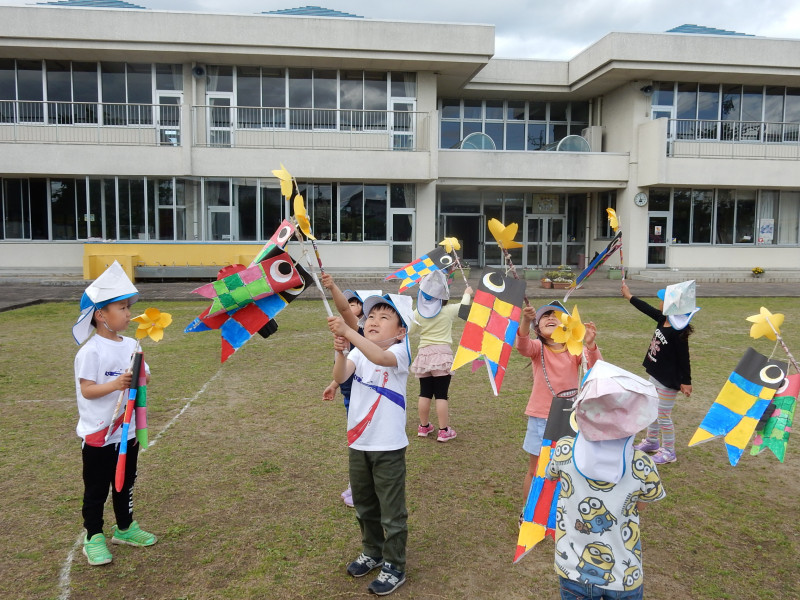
[651,187,800,246]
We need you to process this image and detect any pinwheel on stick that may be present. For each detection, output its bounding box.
[487,218,530,307]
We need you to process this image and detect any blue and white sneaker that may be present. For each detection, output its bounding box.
[347,552,384,577]
[367,563,406,596]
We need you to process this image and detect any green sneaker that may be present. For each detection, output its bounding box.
[83,533,113,566]
[111,521,157,547]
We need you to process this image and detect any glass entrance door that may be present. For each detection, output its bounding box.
[442,214,483,267]
[525,216,565,268]
[647,213,669,266]
[389,210,414,265]
[390,100,415,150]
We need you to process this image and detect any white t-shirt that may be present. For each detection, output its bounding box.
[346,341,409,451]
[74,334,149,445]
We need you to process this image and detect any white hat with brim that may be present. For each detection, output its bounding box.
[535,300,569,322]
[361,293,415,360]
[667,307,701,330]
[72,261,139,345]
[417,271,449,319]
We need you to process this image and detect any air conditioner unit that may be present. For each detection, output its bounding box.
[581,126,604,152]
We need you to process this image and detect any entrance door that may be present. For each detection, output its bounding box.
[647,213,669,266]
[442,214,483,267]
[525,216,565,268]
[390,99,415,150]
[157,93,182,146]
[207,95,232,147]
[389,209,414,265]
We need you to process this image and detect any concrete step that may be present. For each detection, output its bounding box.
[631,269,800,284]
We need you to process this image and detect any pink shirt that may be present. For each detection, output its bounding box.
[515,335,602,418]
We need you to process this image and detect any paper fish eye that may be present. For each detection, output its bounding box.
[270,260,294,283]
[275,225,293,244]
[759,364,785,385]
[440,255,453,266]
[483,272,506,293]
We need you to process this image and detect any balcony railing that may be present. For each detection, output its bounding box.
[668,118,800,159]
[191,105,429,151]
[0,100,181,146]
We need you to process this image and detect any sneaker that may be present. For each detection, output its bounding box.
[437,427,457,442]
[652,448,677,464]
[347,553,384,578]
[367,563,406,596]
[83,533,112,566]
[110,521,157,547]
[341,485,354,508]
[634,438,659,453]
[417,423,434,437]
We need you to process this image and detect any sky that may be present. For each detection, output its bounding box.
[2,0,799,59]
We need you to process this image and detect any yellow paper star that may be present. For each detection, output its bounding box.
[271,163,295,199]
[606,207,619,233]
[746,307,784,341]
[132,307,172,342]
[439,237,461,253]
[293,193,316,240]
[488,218,523,249]
[551,305,586,356]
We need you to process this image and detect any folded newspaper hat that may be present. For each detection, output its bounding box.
[72,261,139,345]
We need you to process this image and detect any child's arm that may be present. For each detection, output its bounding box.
[328,315,399,367]
[79,373,132,400]
[332,335,356,384]
[322,379,339,401]
[515,305,536,356]
[322,273,359,331]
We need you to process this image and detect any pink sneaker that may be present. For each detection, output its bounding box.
[437,427,457,442]
[417,423,434,437]
[652,448,677,464]
[341,485,354,507]
[634,439,659,453]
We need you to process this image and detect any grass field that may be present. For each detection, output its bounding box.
[1,296,799,600]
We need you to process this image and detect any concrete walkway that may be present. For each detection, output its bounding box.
[1,269,798,313]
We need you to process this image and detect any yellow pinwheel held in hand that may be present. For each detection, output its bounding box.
[132,307,173,342]
[550,305,586,356]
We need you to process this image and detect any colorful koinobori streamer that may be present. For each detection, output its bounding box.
[563,231,622,302]
[451,271,525,395]
[385,246,455,292]
[515,305,587,562]
[185,219,314,362]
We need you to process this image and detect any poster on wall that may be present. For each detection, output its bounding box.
[758,218,774,245]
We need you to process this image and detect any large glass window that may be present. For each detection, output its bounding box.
[596,191,617,238]
[339,183,363,242]
[364,184,387,241]
[50,179,77,240]
[17,60,43,122]
[310,183,335,241]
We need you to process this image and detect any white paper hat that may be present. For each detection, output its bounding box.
[574,360,659,441]
[661,280,696,316]
[361,293,415,361]
[72,261,139,344]
[417,270,450,318]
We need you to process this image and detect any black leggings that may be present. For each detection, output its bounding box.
[419,374,451,400]
[82,440,139,538]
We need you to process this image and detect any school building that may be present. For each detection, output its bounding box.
[1,3,799,280]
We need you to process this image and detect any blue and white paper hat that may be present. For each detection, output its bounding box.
[72,261,139,344]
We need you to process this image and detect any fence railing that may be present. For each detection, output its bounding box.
[191,105,429,151]
[0,100,181,146]
[667,119,800,159]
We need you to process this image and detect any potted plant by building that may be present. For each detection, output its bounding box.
[752,266,765,278]
[540,277,553,289]
[546,265,576,289]
[608,265,623,280]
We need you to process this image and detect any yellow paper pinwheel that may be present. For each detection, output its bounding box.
[488,218,523,249]
[271,163,295,199]
[551,305,586,356]
[606,207,619,233]
[293,193,316,240]
[746,307,784,341]
[439,237,461,253]
[132,307,172,342]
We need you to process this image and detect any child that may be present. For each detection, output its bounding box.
[327,293,414,596]
[72,261,157,566]
[321,273,368,507]
[515,300,601,506]
[547,360,666,599]
[410,270,473,442]
[621,281,698,465]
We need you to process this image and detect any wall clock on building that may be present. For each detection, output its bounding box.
[634,192,648,207]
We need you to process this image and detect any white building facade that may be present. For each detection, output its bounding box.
[0,5,798,278]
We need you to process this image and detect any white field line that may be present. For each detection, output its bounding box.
[57,366,224,600]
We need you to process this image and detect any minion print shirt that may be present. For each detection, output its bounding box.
[547,436,666,591]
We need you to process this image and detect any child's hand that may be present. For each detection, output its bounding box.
[522,305,536,320]
[321,272,334,290]
[322,383,337,401]
[328,315,348,337]
[621,282,632,300]
[584,321,597,348]
[465,286,474,296]
[332,335,349,353]
[680,384,692,397]
[114,372,133,391]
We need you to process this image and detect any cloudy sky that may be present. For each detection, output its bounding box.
[2,0,799,59]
